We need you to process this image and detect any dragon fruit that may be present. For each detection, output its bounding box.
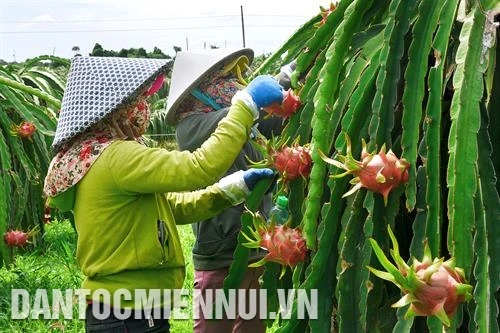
[242,211,307,278]
[272,144,312,182]
[4,230,30,248]
[368,226,473,327]
[249,135,312,191]
[11,121,36,139]
[320,134,409,204]
[263,89,301,119]
[315,2,337,27]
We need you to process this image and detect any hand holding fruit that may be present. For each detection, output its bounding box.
[245,75,284,109]
[232,75,284,120]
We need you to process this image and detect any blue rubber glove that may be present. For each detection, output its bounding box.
[245,75,284,109]
[243,168,275,191]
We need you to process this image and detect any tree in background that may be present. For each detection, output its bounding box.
[90,43,171,59]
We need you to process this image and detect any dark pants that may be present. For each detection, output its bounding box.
[193,267,266,333]
[86,304,170,333]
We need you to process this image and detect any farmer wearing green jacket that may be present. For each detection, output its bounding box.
[43,56,283,332]
[166,48,294,333]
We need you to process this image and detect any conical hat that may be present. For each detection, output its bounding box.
[52,56,171,151]
[165,48,253,125]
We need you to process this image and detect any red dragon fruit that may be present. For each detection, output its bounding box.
[368,226,473,327]
[272,144,312,182]
[11,121,36,139]
[242,211,307,278]
[263,89,301,119]
[4,230,30,248]
[320,134,409,205]
[249,135,312,189]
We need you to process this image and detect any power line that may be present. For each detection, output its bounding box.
[0,1,112,5]
[4,15,234,24]
[0,24,300,34]
[2,14,309,24]
[0,26,240,33]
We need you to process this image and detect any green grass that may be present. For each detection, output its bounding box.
[170,224,196,333]
[0,220,197,332]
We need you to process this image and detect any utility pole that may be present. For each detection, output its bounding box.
[240,5,246,48]
[185,37,189,51]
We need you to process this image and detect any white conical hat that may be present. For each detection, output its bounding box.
[165,48,253,125]
[52,56,171,151]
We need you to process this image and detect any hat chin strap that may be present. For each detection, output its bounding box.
[233,64,248,86]
[190,89,222,110]
[221,55,250,86]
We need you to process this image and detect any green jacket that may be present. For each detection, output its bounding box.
[47,102,254,308]
[177,109,283,270]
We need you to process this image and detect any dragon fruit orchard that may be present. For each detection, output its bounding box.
[0,0,497,332]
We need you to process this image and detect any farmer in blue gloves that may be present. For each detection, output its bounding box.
[43,55,283,333]
[166,48,294,333]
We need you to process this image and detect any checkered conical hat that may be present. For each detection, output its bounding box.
[52,56,171,151]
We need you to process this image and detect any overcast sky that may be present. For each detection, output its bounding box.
[0,0,328,62]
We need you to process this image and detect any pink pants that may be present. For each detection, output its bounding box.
[193,267,266,333]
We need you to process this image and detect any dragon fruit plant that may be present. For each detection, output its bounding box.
[0,57,65,267]
[320,134,410,205]
[368,226,473,327]
[242,210,307,278]
[219,0,499,330]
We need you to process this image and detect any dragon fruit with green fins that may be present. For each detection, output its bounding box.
[272,144,312,182]
[11,121,36,139]
[249,135,312,188]
[320,134,409,205]
[4,230,30,248]
[368,226,473,327]
[242,210,307,278]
